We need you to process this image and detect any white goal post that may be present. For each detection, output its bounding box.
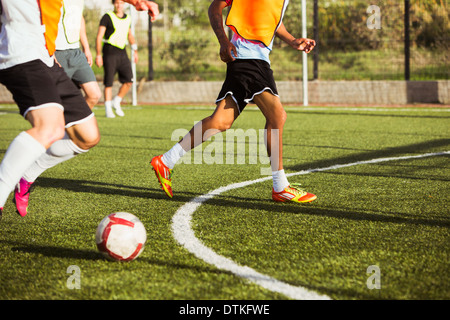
[130,6,137,106]
[302,0,308,106]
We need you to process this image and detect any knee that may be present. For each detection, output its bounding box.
[79,132,101,150]
[87,88,101,106]
[68,127,101,151]
[34,125,66,148]
[52,126,67,145]
[208,116,234,132]
[267,109,287,128]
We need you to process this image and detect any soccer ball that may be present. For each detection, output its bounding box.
[96,212,147,261]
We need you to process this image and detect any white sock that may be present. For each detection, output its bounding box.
[161,143,186,169]
[105,101,112,108]
[113,96,122,104]
[23,133,88,183]
[272,169,290,192]
[0,132,46,207]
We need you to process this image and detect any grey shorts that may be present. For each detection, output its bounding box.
[55,49,97,86]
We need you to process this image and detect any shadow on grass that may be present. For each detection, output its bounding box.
[2,239,235,276]
[36,177,203,203]
[32,138,449,229]
[290,109,450,120]
[285,138,450,172]
[204,195,450,229]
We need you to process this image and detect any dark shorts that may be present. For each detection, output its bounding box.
[55,49,97,86]
[102,44,133,87]
[0,59,93,127]
[216,59,279,113]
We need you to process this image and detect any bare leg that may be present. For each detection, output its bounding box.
[0,106,65,208]
[252,91,287,171]
[179,95,239,152]
[117,82,132,99]
[80,81,101,110]
[65,115,101,150]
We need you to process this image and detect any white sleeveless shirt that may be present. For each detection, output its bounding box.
[55,0,85,50]
[0,0,62,69]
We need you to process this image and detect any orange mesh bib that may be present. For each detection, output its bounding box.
[38,0,63,56]
[226,0,286,47]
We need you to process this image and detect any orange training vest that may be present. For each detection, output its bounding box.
[37,0,63,56]
[226,0,286,47]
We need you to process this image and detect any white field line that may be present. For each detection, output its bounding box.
[171,151,449,300]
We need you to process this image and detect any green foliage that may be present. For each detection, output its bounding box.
[305,0,449,51]
[82,0,449,81]
[318,0,377,51]
[412,0,450,48]
[159,28,217,79]
[164,0,211,28]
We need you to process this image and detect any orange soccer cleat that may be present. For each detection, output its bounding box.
[272,183,317,203]
[150,155,173,198]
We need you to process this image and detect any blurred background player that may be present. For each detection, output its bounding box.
[96,0,139,118]
[55,0,101,110]
[0,0,159,218]
[150,0,317,204]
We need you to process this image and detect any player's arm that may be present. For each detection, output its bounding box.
[128,29,139,63]
[208,0,237,63]
[123,0,159,21]
[95,25,106,67]
[276,22,316,54]
[80,16,93,66]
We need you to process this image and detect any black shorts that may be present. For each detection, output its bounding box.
[216,59,279,113]
[102,44,133,87]
[0,59,93,127]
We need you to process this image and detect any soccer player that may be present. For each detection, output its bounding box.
[150,0,317,204]
[54,0,101,110]
[96,0,139,118]
[0,0,159,219]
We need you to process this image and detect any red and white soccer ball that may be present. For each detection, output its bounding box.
[96,212,147,262]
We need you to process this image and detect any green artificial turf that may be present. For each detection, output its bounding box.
[0,103,448,301]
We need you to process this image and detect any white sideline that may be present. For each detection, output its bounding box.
[171,151,449,300]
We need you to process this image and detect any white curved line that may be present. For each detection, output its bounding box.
[172,151,449,300]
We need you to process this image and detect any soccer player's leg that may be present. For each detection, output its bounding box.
[253,91,316,203]
[14,64,99,217]
[16,116,99,217]
[103,55,117,118]
[69,49,102,110]
[151,96,239,198]
[113,55,134,117]
[5,106,66,216]
[81,81,102,110]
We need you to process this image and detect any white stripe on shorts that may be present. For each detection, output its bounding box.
[23,102,64,119]
[65,112,95,128]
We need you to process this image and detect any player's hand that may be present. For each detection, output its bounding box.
[219,40,237,63]
[134,1,159,22]
[84,49,93,67]
[95,55,103,68]
[291,38,316,53]
[133,50,139,63]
